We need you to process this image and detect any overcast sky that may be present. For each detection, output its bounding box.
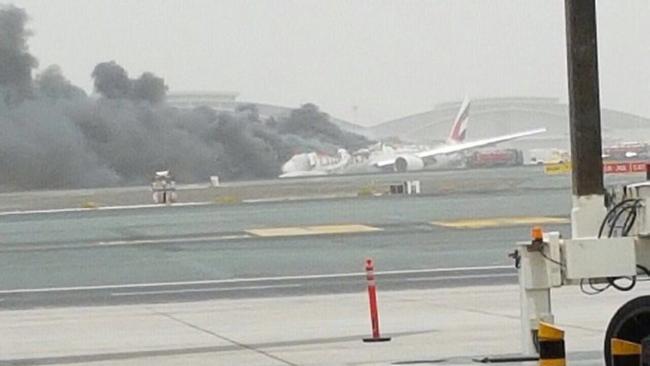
[9,0,650,126]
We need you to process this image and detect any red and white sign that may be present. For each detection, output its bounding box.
[630,162,648,172]
[603,161,649,174]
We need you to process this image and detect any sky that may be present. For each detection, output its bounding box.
[8,0,650,126]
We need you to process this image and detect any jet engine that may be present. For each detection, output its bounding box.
[394,155,425,172]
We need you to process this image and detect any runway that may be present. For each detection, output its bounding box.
[0,165,578,212]
[2,170,644,366]
[0,266,516,309]
[0,187,571,309]
[3,166,644,310]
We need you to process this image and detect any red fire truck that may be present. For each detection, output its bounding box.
[466,149,524,168]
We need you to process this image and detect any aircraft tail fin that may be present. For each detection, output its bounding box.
[447,97,471,144]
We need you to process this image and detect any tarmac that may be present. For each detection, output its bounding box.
[3,283,647,365]
[1,168,647,365]
[0,189,571,308]
[0,166,577,212]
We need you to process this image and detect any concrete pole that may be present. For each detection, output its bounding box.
[564,0,607,237]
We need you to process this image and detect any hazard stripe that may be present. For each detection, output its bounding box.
[611,338,641,355]
[539,340,565,359]
[539,359,565,366]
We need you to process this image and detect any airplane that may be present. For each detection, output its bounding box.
[279,148,352,178]
[371,98,546,172]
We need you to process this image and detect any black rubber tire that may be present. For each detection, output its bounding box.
[603,295,650,366]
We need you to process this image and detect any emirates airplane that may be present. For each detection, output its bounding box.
[371,98,546,172]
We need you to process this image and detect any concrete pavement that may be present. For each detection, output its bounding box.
[1,169,647,364]
[0,190,572,363]
[3,283,647,365]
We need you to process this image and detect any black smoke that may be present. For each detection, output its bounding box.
[132,72,167,104]
[0,5,37,103]
[278,103,368,149]
[92,62,168,104]
[36,65,86,99]
[0,5,370,191]
[91,61,131,99]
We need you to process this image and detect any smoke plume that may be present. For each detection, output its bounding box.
[36,65,86,99]
[0,5,37,103]
[0,5,369,191]
[132,72,167,104]
[91,61,131,100]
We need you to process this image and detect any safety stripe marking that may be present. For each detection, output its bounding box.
[539,340,566,359]
[246,224,382,237]
[611,338,642,355]
[431,216,570,229]
[538,359,566,366]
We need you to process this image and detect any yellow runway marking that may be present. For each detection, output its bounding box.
[431,216,570,229]
[247,224,382,237]
[247,227,312,237]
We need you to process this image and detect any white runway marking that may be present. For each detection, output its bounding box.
[0,201,214,217]
[0,234,252,252]
[401,273,516,282]
[111,284,302,297]
[0,265,511,295]
[97,235,252,247]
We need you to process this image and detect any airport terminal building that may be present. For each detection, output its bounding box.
[370,97,650,150]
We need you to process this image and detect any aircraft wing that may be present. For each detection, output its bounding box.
[416,128,547,159]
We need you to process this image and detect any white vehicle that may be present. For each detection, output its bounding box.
[279,149,352,178]
[372,98,547,172]
[523,148,570,165]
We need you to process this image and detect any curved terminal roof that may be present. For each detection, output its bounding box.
[167,94,649,149]
[370,97,650,149]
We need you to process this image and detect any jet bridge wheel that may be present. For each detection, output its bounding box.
[603,295,650,366]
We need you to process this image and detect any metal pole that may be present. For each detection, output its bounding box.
[565,0,604,196]
[564,0,607,237]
